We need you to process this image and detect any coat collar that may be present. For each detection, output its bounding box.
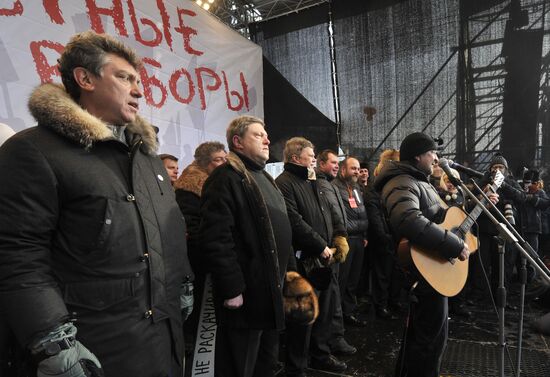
[226,151,254,183]
[173,162,209,197]
[27,83,158,155]
[284,162,316,180]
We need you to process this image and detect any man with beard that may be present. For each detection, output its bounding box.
[374,132,475,377]
[333,157,369,327]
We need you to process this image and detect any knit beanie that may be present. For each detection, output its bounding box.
[399,132,438,162]
[489,154,508,169]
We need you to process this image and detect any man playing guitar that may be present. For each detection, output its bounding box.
[374,132,498,377]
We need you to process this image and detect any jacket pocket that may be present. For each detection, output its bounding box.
[63,278,135,311]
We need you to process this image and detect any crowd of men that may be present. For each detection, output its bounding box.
[2,31,550,377]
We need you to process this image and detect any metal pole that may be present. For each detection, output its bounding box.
[496,237,506,377]
[327,1,342,148]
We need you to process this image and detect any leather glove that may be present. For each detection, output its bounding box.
[180,281,194,321]
[37,340,103,377]
[332,235,349,263]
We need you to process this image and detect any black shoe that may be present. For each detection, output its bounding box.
[376,307,398,320]
[343,314,367,327]
[330,337,357,356]
[310,355,347,372]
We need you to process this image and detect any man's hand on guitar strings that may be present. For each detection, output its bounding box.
[482,184,499,204]
[487,192,499,205]
[458,243,470,261]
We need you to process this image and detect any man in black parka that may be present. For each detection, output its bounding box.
[375,132,470,377]
[0,32,192,377]
[199,116,300,377]
[276,138,348,374]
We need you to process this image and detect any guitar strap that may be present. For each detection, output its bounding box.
[191,274,217,377]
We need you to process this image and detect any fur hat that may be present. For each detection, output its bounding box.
[399,132,438,162]
[489,154,508,169]
[283,271,319,325]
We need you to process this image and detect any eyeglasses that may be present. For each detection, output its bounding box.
[211,157,227,163]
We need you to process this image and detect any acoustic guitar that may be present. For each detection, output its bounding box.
[396,171,504,297]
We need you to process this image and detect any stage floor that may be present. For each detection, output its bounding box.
[295,282,550,377]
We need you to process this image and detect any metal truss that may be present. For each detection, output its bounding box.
[211,0,328,36]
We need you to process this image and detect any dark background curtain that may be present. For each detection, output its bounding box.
[252,0,459,163]
[251,0,550,169]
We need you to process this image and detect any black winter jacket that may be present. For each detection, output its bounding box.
[175,163,209,274]
[0,83,191,376]
[315,170,348,233]
[365,186,394,254]
[519,189,548,234]
[475,174,523,235]
[374,161,464,260]
[199,152,294,331]
[333,178,369,238]
[497,182,550,233]
[276,163,343,259]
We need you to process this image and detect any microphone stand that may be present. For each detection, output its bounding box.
[469,179,550,282]
[440,167,550,377]
[469,180,550,377]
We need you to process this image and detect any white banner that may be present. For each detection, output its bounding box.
[191,274,216,377]
[0,0,263,167]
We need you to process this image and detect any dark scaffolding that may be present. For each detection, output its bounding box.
[248,0,550,175]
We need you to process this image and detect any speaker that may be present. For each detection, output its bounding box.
[500,28,543,173]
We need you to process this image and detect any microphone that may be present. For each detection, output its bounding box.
[438,159,462,187]
[444,159,485,179]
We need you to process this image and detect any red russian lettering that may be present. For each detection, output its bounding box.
[174,8,203,56]
[195,67,221,110]
[240,72,250,110]
[169,68,195,104]
[156,0,173,51]
[29,40,64,83]
[42,0,64,24]
[140,58,167,108]
[85,0,127,36]
[0,0,23,16]
[127,0,162,47]
[222,71,250,111]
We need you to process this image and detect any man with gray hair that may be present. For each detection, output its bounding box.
[276,137,348,374]
[199,116,313,377]
[0,31,191,376]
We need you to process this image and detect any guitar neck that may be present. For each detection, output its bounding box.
[458,180,500,236]
[460,202,484,233]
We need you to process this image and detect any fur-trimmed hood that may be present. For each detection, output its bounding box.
[173,162,209,196]
[28,83,158,154]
